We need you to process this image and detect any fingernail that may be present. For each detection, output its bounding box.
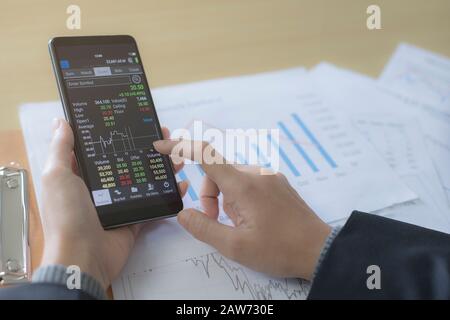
[52,118,61,132]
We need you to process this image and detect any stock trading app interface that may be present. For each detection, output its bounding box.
[57,44,177,207]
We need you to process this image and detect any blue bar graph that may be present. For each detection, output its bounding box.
[278,122,319,172]
[291,113,337,169]
[251,144,271,168]
[178,170,199,201]
[268,134,301,177]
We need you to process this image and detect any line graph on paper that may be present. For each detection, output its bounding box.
[187,253,310,300]
[117,252,310,300]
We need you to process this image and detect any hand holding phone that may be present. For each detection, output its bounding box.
[39,119,188,290]
[49,36,183,228]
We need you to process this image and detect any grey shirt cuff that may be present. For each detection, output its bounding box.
[32,264,107,300]
[311,226,342,284]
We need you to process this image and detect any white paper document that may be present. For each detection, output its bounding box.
[310,63,450,232]
[352,115,450,232]
[380,43,450,115]
[20,68,415,300]
[379,43,450,207]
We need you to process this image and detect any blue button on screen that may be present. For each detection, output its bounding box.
[60,60,70,69]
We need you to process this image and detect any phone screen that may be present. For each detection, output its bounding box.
[49,36,182,228]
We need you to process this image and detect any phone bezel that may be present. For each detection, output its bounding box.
[48,35,183,229]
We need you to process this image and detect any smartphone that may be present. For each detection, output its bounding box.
[49,35,183,229]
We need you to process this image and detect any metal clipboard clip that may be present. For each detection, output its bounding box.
[0,167,30,285]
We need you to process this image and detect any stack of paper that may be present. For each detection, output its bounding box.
[19,43,449,300]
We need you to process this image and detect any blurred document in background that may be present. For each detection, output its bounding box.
[380,43,450,115]
[379,44,450,210]
[310,62,450,232]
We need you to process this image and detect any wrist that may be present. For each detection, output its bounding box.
[296,221,332,281]
[32,264,107,299]
[41,238,110,290]
[310,226,342,283]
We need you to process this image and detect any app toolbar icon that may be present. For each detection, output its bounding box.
[60,60,70,69]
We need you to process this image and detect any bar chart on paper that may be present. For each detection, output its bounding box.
[178,110,342,209]
[112,69,416,300]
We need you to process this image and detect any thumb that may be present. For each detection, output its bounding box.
[45,118,75,171]
[178,209,235,255]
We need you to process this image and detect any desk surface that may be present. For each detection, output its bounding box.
[1,0,450,130]
[0,0,449,279]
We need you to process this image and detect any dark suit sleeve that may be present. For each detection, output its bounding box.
[0,283,96,300]
[308,211,450,299]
